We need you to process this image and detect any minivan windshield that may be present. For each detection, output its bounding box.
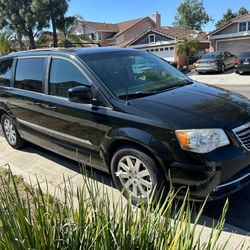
[80,51,192,99]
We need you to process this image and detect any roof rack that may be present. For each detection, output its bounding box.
[28,42,101,50]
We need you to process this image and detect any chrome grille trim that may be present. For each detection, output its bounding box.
[233,121,250,151]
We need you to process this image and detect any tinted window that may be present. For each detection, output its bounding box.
[0,59,13,86]
[80,51,191,99]
[15,58,45,93]
[49,58,90,98]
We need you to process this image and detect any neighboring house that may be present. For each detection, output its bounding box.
[70,12,160,47]
[127,26,209,64]
[208,13,250,56]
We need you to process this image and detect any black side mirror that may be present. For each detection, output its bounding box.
[68,86,92,104]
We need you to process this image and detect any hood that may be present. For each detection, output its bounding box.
[131,82,250,129]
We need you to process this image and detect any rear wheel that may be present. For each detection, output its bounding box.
[111,147,166,205]
[220,64,225,73]
[1,114,25,149]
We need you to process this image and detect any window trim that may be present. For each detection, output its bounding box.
[148,34,155,43]
[47,56,92,98]
[14,56,48,94]
[238,22,248,32]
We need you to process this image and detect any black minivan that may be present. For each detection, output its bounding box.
[0,47,250,203]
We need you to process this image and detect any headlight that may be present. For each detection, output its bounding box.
[175,129,230,153]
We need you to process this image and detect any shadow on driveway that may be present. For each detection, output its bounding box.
[15,141,250,235]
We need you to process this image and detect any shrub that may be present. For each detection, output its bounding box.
[0,168,232,249]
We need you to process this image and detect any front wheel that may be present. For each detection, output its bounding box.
[1,114,25,149]
[111,147,166,204]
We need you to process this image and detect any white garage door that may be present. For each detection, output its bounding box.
[149,46,175,61]
[217,39,250,56]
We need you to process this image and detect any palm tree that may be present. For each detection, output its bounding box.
[176,37,198,71]
[0,33,13,56]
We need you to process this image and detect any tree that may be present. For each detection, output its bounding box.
[32,0,69,47]
[0,33,13,55]
[237,7,249,16]
[0,0,49,48]
[57,16,77,41]
[215,7,249,29]
[175,37,198,71]
[173,0,212,30]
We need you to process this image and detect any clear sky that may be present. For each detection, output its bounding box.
[67,0,250,32]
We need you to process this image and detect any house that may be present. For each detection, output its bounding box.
[127,26,209,64]
[70,12,159,47]
[208,13,250,56]
[70,12,209,66]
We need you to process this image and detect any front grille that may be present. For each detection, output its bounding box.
[233,121,250,150]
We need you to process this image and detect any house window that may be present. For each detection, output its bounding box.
[150,49,154,52]
[170,47,174,50]
[148,34,155,43]
[160,48,164,51]
[155,48,159,52]
[239,22,247,32]
[165,47,169,51]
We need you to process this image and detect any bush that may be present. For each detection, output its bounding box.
[0,168,233,249]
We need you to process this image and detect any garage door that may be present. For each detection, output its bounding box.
[149,46,175,61]
[217,39,250,56]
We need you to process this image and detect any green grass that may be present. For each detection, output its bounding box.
[0,167,238,250]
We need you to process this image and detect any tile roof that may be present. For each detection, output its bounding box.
[114,17,148,38]
[158,27,208,41]
[79,21,119,32]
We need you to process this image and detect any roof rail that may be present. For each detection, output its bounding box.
[28,42,101,50]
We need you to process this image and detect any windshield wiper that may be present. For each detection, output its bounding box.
[118,91,156,100]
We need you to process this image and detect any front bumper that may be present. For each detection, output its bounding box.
[234,64,250,72]
[169,144,250,202]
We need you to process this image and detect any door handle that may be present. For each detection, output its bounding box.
[34,102,56,111]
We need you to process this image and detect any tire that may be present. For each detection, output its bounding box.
[1,114,25,149]
[111,146,166,205]
[235,70,239,74]
[220,64,225,73]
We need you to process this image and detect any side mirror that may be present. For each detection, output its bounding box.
[68,86,92,104]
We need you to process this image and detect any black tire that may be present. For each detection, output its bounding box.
[220,64,225,73]
[235,70,239,74]
[111,146,166,205]
[1,114,25,149]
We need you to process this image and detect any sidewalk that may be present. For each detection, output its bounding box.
[0,134,249,249]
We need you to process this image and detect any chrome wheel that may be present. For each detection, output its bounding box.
[3,118,17,146]
[115,155,152,198]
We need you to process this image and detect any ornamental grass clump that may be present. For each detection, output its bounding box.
[0,168,233,249]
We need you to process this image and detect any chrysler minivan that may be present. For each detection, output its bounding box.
[0,47,250,203]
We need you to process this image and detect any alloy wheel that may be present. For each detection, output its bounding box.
[3,119,17,146]
[115,155,152,198]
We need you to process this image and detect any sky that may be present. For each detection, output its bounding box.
[67,0,250,32]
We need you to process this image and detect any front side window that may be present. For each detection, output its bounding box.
[80,51,191,100]
[15,58,45,93]
[49,58,90,98]
[239,22,247,32]
[0,59,13,87]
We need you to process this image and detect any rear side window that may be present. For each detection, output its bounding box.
[15,58,46,93]
[49,58,90,98]
[0,59,13,87]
